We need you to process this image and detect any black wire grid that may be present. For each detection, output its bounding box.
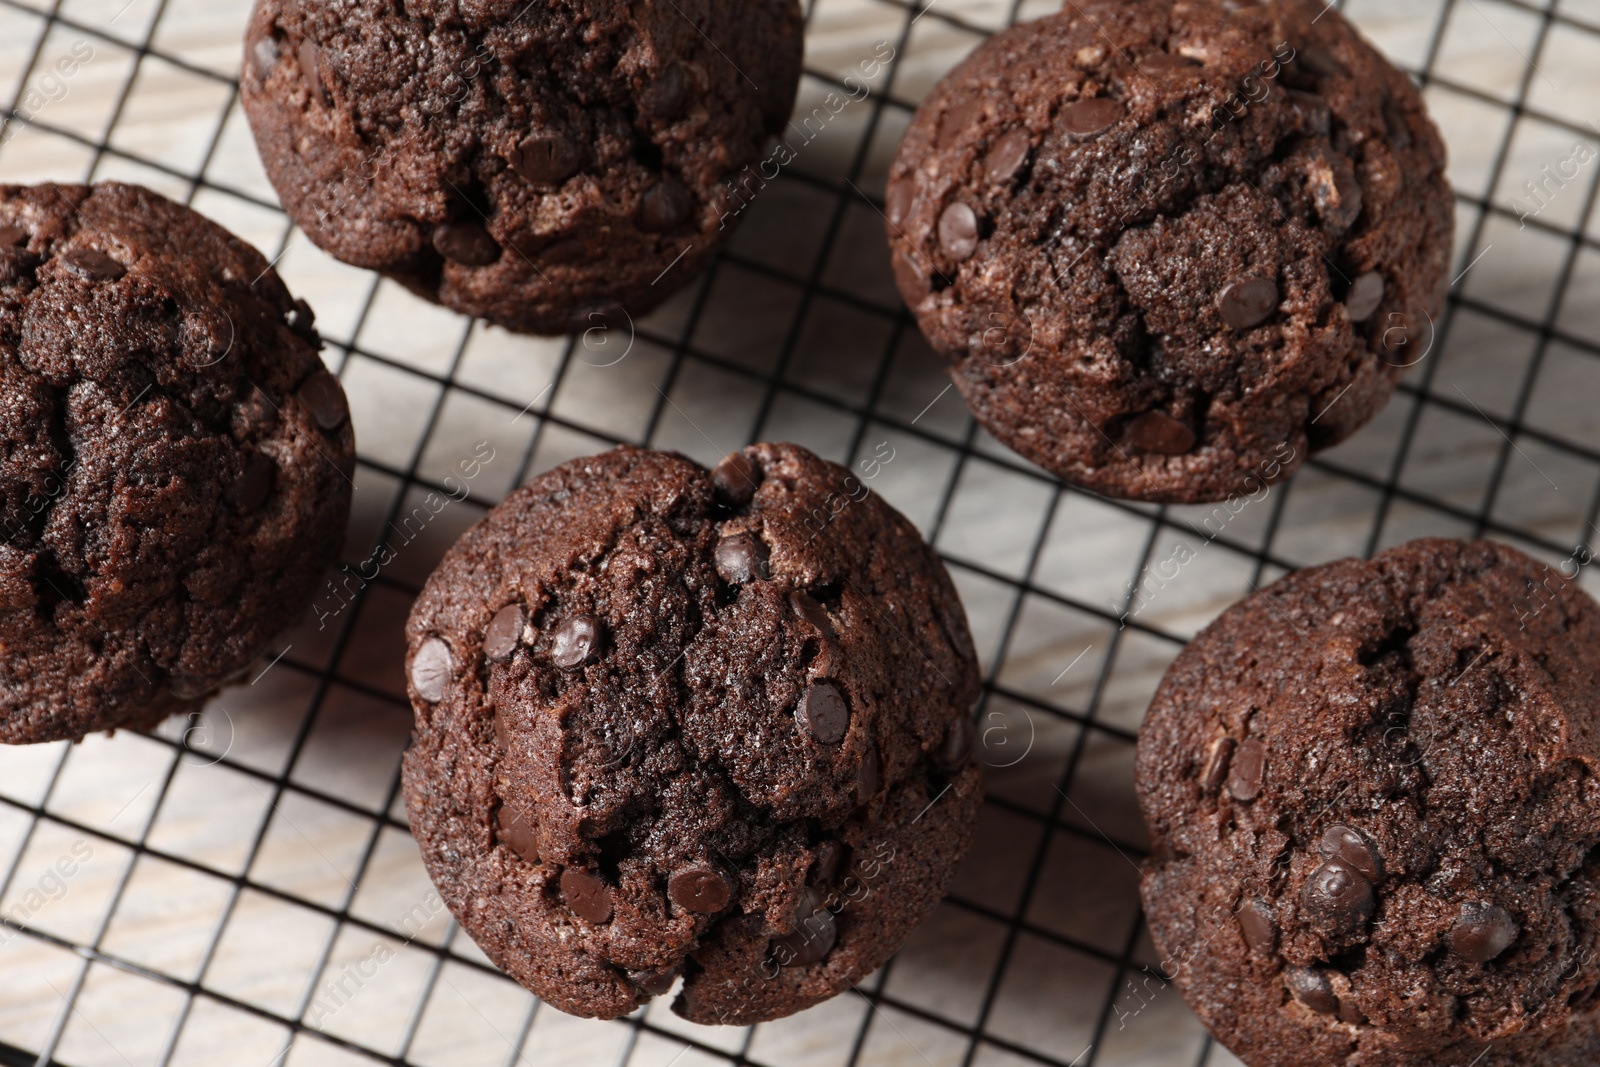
[1,0,1598,1064]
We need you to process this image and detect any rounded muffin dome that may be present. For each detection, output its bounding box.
[885,0,1452,503]
[402,444,982,1023]
[0,182,354,743]
[241,0,803,335]
[1138,539,1600,1066]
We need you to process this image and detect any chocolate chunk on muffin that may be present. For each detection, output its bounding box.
[885,0,1452,503]
[240,0,803,335]
[402,444,982,1023]
[1137,539,1600,1065]
[0,182,354,743]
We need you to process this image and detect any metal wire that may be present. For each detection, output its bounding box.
[0,0,1595,1064]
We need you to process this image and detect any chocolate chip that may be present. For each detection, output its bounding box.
[892,246,932,297]
[938,202,979,261]
[1060,97,1126,139]
[938,98,981,148]
[637,180,692,232]
[1346,271,1384,323]
[1286,967,1340,1016]
[712,451,761,507]
[790,884,823,925]
[1450,904,1517,963]
[668,865,733,913]
[298,369,348,430]
[561,868,613,923]
[1127,411,1195,455]
[411,638,453,703]
[1217,277,1278,330]
[1201,737,1235,794]
[1236,899,1276,954]
[496,802,539,863]
[0,225,27,247]
[937,715,975,772]
[1290,90,1331,138]
[715,532,770,585]
[797,683,849,744]
[1318,824,1383,883]
[551,614,603,671]
[230,453,276,513]
[886,179,915,228]
[1226,738,1266,801]
[812,841,846,884]
[484,604,525,662]
[984,129,1032,185]
[774,892,837,967]
[433,221,500,266]
[629,967,679,995]
[250,35,279,81]
[1298,45,1348,80]
[1141,53,1200,75]
[299,40,326,107]
[0,246,37,284]
[644,63,688,120]
[1306,149,1363,230]
[1383,97,1412,147]
[790,590,836,637]
[61,249,126,282]
[1303,860,1375,931]
[858,744,880,803]
[512,132,582,184]
[1338,998,1367,1025]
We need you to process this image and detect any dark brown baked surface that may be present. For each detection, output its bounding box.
[240,0,803,335]
[402,443,982,1023]
[886,0,1452,504]
[1137,539,1600,1065]
[0,182,354,743]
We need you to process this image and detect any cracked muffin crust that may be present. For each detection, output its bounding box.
[0,182,354,743]
[885,0,1452,504]
[240,0,803,335]
[1137,539,1600,1065]
[402,444,982,1022]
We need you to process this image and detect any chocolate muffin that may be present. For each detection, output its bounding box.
[402,444,982,1023]
[240,0,803,335]
[0,182,354,743]
[885,0,1452,503]
[1137,539,1600,1065]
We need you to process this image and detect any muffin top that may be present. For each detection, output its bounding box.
[241,0,803,334]
[0,182,354,742]
[886,0,1452,503]
[1138,539,1600,1065]
[402,443,982,1023]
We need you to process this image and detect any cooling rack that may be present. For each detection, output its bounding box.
[1,0,1598,1064]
